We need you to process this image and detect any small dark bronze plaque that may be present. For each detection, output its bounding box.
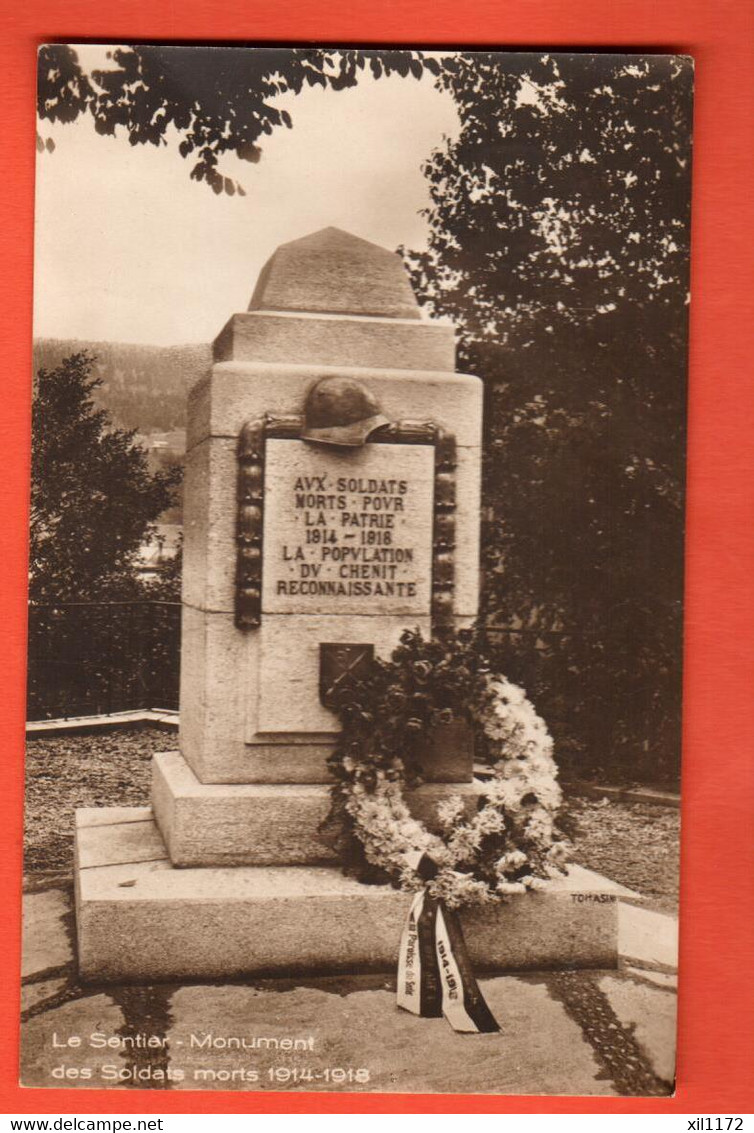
[319,643,375,708]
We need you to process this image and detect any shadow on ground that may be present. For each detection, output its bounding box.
[20,882,677,1098]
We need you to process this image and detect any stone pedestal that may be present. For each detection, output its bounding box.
[74,228,630,982]
[151,751,487,867]
[74,808,635,983]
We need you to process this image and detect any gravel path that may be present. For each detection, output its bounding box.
[24,726,164,873]
[561,795,679,913]
[24,726,680,912]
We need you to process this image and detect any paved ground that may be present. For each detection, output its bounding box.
[20,882,677,1098]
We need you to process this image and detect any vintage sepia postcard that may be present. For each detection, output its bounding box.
[23,45,692,1096]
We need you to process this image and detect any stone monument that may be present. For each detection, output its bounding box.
[74,228,632,982]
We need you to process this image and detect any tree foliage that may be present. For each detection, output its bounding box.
[403,53,692,783]
[406,53,691,342]
[37,45,437,195]
[30,352,180,601]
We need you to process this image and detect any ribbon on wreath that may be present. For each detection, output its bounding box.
[396,852,500,1034]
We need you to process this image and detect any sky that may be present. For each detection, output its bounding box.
[33,47,460,346]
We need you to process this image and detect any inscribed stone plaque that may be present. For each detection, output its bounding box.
[262,438,434,616]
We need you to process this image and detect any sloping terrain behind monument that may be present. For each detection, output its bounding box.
[33,339,210,435]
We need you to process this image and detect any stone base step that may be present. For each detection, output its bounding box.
[74,808,637,984]
[152,750,486,867]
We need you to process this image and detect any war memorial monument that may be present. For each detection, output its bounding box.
[72,228,630,984]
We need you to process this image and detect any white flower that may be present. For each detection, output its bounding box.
[496,849,527,874]
[436,795,467,831]
[497,881,526,896]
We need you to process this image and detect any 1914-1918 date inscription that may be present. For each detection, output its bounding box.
[262,439,435,616]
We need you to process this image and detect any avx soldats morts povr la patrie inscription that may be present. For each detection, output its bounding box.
[24,46,690,1096]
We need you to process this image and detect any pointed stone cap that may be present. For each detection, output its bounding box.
[249,227,422,321]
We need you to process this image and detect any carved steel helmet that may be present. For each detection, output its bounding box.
[301,377,389,447]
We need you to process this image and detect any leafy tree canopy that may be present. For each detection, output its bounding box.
[30,352,180,601]
[400,53,692,781]
[404,52,691,343]
[37,45,437,195]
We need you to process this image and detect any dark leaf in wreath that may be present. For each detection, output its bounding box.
[399,629,415,646]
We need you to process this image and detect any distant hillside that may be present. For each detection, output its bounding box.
[32,339,211,434]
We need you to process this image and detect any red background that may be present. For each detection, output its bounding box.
[1,0,753,1115]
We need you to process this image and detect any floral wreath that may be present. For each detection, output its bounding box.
[325,626,571,910]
